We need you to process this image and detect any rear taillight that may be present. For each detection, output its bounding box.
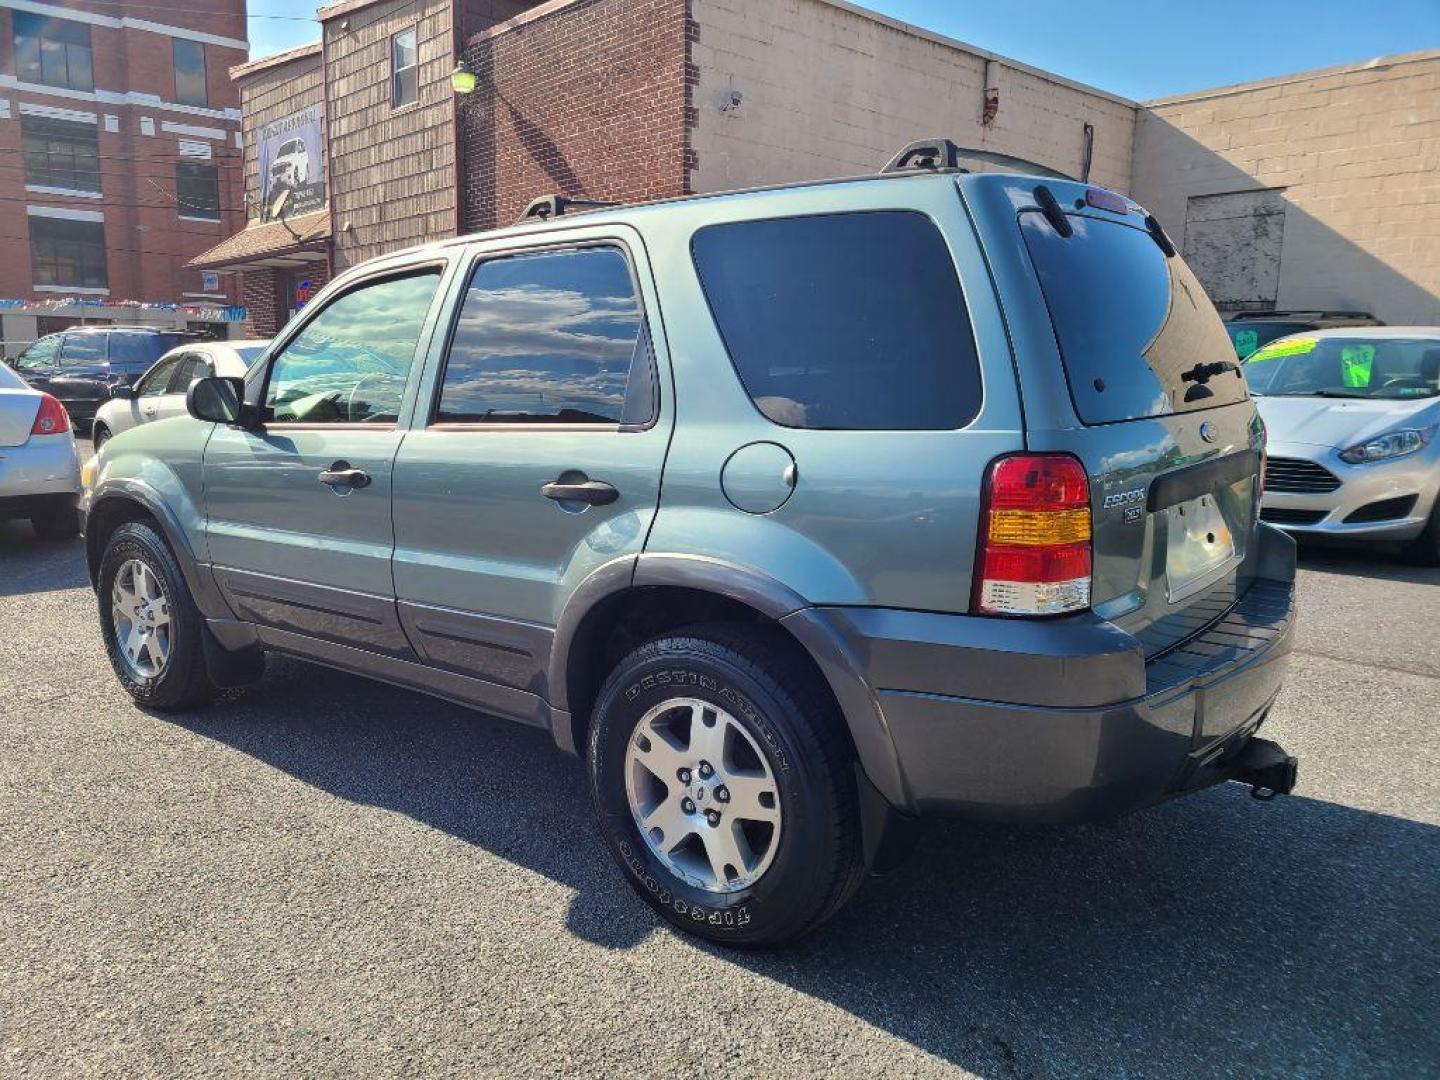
[31,393,70,436]
[973,453,1092,617]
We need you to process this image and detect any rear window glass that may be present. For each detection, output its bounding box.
[691,211,983,430]
[1227,321,1313,359]
[1021,212,1247,425]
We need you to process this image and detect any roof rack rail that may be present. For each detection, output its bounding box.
[517,194,618,225]
[880,138,1074,181]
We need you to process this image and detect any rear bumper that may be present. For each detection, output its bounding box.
[0,434,81,516]
[822,524,1298,823]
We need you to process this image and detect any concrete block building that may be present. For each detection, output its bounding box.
[1131,50,1440,324]
[0,0,248,355]
[191,0,1438,337]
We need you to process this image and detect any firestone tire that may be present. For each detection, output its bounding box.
[587,627,866,947]
[97,521,215,711]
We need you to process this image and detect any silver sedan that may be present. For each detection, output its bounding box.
[1246,327,1440,561]
[0,361,81,539]
[91,339,268,449]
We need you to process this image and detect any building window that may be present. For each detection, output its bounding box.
[173,39,208,108]
[391,27,419,107]
[21,116,100,193]
[29,216,108,290]
[13,13,94,92]
[176,162,221,221]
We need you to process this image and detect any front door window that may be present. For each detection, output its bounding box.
[263,270,441,424]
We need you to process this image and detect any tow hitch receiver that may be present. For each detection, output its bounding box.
[1230,737,1299,801]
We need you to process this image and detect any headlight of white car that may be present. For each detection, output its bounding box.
[1339,426,1435,464]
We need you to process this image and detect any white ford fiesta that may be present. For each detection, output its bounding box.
[0,360,82,539]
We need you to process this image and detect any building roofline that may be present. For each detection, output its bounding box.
[464,0,1137,108]
[316,0,394,23]
[1144,47,1440,107]
[231,40,323,81]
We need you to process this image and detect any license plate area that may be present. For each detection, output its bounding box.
[1165,489,1246,602]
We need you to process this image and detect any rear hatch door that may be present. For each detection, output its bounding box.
[970,176,1264,657]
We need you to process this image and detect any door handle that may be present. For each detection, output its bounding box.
[318,462,372,491]
[541,478,618,506]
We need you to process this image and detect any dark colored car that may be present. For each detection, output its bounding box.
[7,327,202,429]
[1226,310,1382,359]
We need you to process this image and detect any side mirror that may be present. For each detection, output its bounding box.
[110,384,135,400]
[187,375,250,426]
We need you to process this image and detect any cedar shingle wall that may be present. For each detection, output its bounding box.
[459,0,693,232]
[324,0,459,270]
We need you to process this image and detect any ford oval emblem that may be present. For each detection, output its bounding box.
[1200,421,1218,444]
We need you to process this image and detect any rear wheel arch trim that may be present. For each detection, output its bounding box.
[548,553,913,811]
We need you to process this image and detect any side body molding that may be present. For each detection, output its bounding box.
[546,552,913,811]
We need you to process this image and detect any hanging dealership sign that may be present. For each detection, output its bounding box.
[258,104,325,222]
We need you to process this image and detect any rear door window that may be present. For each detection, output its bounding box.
[110,334,170,368]
[691,211,983,430]
[434,246,650,425]
[59,334,107,367]
[1021,213,1248,424]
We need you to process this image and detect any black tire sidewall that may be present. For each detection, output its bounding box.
[589,639,842,945]
[97,523,204,708]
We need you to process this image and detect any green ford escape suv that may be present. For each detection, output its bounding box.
[81,144,1299,945]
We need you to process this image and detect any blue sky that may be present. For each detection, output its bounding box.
[247,0,1439,100]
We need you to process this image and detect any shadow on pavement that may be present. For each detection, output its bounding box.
[1295,539,1440,586]
[170,656,1440,1076]
[0,522,89,597]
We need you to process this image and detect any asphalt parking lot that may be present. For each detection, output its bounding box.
[2,516,1437,1078]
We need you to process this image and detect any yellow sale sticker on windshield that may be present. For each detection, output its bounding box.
[1246,337,1317,363]
[1341,344,1375,387]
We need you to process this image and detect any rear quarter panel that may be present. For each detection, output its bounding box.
[634,176,1025,612]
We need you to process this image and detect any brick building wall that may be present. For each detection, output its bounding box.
[459,0,694,232]
[320,0,461,271]
[1131,49,1440,324]
[688,0,1134,194]
[241,260,331,337]
[0,2,245,316]
[455,0,1128,236]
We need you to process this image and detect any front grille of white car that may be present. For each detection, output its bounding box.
[1264,456,1341,494]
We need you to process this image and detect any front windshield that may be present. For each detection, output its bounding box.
[1243,336,1440,399]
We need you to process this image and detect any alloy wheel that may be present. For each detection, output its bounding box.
[624,697,783,894]
[111,558,172,679]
